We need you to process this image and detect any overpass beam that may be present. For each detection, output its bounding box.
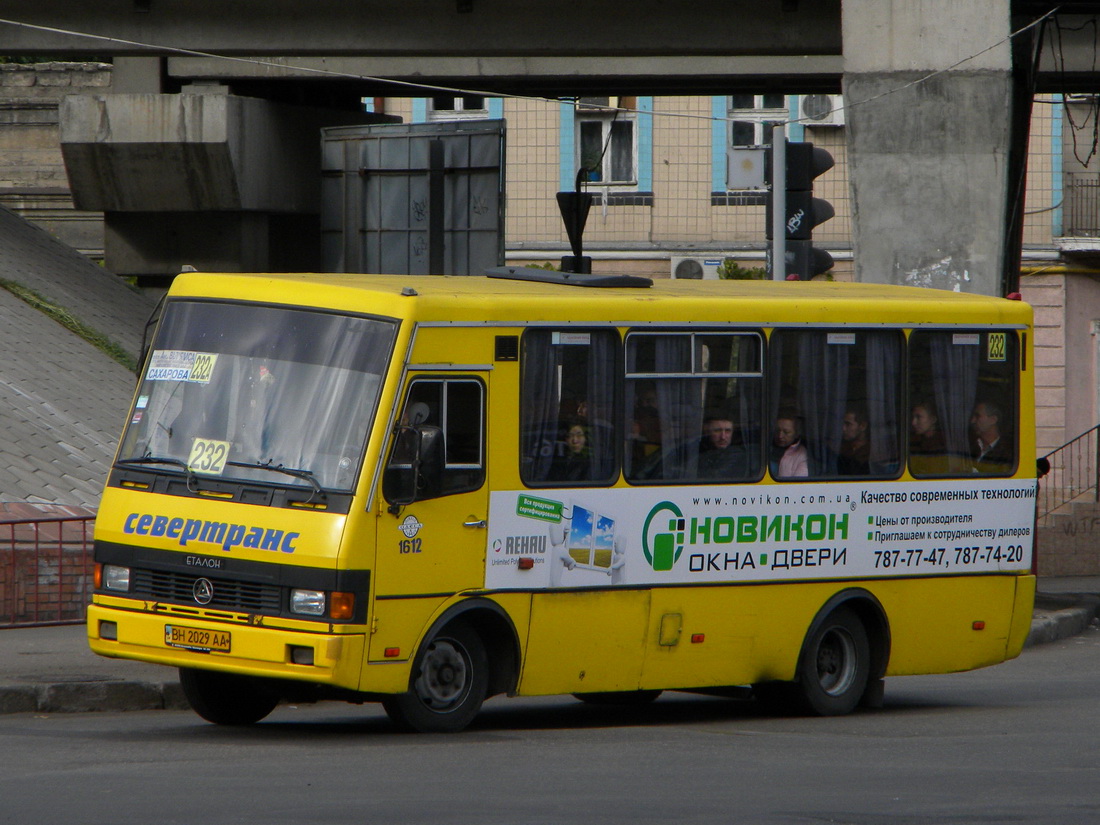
[842,0,1014,295]
[58,90,394,283]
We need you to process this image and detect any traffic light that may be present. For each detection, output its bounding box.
[764,141,835,280]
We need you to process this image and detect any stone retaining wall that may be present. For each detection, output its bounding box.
[0,62,110,256]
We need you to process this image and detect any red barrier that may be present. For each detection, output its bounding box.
[0,513,94,628]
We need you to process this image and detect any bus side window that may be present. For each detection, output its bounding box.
[520,329,619,486]
[907,331,1019,477]
[768,329,903,480]
[383,378,485,505]
[625,331,764,484]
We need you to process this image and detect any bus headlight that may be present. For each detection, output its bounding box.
[290,589,326,616]
[101,564,131,592]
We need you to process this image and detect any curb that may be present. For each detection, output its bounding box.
[1025,606,1098,648]
[0,679,187,715]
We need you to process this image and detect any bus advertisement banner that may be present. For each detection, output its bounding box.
[484,479,1036,589]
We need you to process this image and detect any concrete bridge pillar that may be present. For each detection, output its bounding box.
[842,0,1014,295]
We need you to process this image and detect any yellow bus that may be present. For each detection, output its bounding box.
[88,268,1037,731]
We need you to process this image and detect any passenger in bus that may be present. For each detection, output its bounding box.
[908,400,949,475]
[970,400,1013,474]
[698,414,750,479]
[770,409,809,478]
[837,406,871,476]
[548,420,592,482]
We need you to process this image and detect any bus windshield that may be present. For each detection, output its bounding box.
[118,300,397,492]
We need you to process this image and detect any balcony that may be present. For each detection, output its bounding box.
[1058,172,1100,256]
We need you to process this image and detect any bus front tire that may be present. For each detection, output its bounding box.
[796,607,870,716]
[178,667,280,726]
[382,621,488,733]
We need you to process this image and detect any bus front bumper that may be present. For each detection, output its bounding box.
[87,602,367,690]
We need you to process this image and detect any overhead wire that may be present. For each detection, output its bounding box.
[1046,12,1100,167]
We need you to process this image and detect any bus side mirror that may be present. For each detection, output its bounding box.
[384,425,445,511]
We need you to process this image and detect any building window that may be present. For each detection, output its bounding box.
[576,97,638,187]
[428,95,489,120]
[715,93,790,201]
[728,93,788,149]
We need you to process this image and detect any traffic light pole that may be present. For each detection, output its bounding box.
[769,122,786,282]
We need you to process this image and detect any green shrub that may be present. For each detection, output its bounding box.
[717,258,767,280]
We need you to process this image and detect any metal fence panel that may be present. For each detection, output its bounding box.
[0,516,93,628]
[321,120,506,276]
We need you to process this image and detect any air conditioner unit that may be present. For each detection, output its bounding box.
[801,94,845,126]
[670,256,723,280]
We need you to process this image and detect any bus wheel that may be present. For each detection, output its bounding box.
[572,690,662,706]
[382,621,488,733]
[178,667,280,725]
[797,607,870,716]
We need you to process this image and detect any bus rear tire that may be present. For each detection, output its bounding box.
[572,690,662,706]
[382,621,488,733]
[178,667,280,726]
[796,607,870,716]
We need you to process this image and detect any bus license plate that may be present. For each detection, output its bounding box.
[164,624,231,653]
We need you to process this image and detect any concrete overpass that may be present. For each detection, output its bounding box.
[2,1,1100,295]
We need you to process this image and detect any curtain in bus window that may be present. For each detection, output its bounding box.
[626,332,764,483]
[587,332,618,480]
[769,329,902,479]
[625,335,703,481]
[910,331,1018,477]
[865,335,902,474]
[521,333,560,482]
[797,333,849,476]
[928,334,980,472]
[653,335,703,479]
[696,333,765,481]
[520,329,618,485]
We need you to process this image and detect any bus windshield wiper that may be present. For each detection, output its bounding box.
[226,461,327,500]
[117,454,199,490]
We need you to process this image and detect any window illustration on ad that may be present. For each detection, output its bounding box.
[567,505,616,571]
[547,499,625,586]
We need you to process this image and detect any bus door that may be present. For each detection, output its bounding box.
[371,375,489,656]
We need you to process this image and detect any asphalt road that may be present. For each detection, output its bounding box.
[1,625,1098,825]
